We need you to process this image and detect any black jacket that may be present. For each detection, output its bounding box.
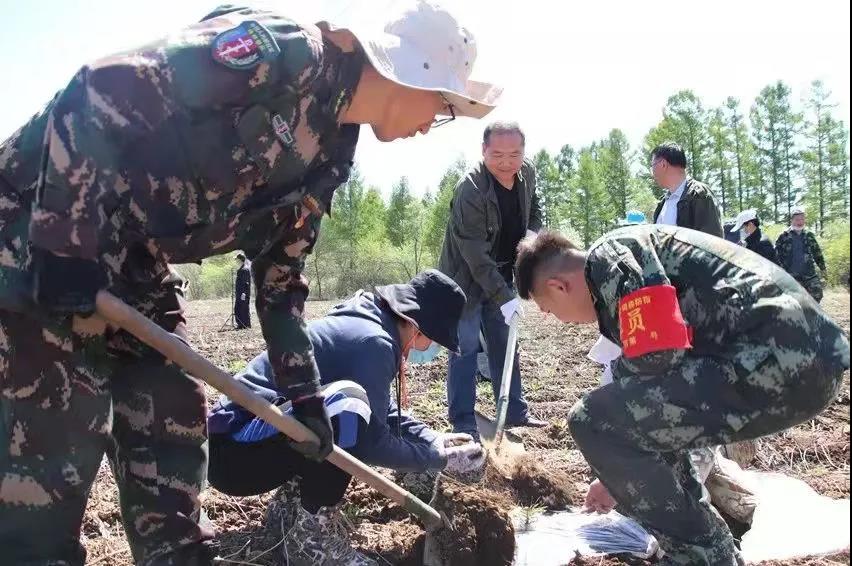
[438,160,543,309]
[744,228,778,265]
[653,178,723,238]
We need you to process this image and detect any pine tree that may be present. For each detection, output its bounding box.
[802,80,835,234]
[707,107,734,215]
[424,158,466,262]
[599,129,633,220]
[385,176,415,248]
[533,149,564,228]
[571,149,612,247]
[751,86,785,221]
[725,97,748,211]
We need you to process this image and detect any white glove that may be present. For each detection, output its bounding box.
[440,433,485,475]
[500,297,523,325]
[240,293,246,301]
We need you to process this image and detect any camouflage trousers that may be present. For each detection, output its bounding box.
[568,345,847,565]
[0,273,212,565]
[794,273,824,303]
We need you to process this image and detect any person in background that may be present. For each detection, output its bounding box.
[775,206,827,302]
[651,143,723,237]
[234,252,252,329]
[729,209,778,264]
[208,271,483,565]
[722,220,741,244]
[438,121,546,442]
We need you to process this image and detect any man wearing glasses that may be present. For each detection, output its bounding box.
[0,1,501,564]
[650,142,723,237]
[439,121,546,444]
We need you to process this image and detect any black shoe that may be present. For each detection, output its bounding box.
[506,416,548,429]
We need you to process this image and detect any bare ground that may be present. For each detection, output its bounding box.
[82,292,851,565]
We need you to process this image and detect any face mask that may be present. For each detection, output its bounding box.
[408,341,441,364]
[740,229,749,241]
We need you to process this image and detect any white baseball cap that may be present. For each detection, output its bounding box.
[791,206,806,216]
[730,209,758,232]
[322,1,502,118]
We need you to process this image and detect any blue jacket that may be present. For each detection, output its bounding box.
[208,291,446,472]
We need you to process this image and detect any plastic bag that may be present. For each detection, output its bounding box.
[513,509,658,566]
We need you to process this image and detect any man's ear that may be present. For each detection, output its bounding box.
[545,276,568,294]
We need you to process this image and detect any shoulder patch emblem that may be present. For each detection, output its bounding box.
[618,284,692,358]
[212,20,280,70]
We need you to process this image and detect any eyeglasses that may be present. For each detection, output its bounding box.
[431,95,456,129]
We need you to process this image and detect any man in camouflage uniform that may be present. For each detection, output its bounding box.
[0,2,501,564]
[515,227,849,565]
[775,206,827,302]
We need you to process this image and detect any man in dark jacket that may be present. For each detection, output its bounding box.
[208,270,481,565]
[729,209,778,264]
[233,253,252,329]
[515,228,849,565]
[651,143,723,237]
[438,121,546,440]
[775,207,827,302]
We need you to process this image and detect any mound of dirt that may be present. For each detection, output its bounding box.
[352,518,425,566]
[430,476,516,566]
[506,454,582,509]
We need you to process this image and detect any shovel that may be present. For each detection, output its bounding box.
[94,291,444,535]
[475,312,526,459]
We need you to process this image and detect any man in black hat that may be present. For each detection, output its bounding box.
[207,270,480,565]
[233,252,252,329]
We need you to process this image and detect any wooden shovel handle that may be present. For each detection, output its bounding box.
[95,291,442,530]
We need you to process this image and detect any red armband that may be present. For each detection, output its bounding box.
[618,285,692,358]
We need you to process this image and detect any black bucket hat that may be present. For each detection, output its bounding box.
[375,269,466,353]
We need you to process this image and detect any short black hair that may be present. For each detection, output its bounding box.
[651,142,688,169]
[749,218,761,228]
[515,231,584,299]
[483,121,526,146]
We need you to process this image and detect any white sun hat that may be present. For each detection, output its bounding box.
[322,0,502,118]
[730,208,758,232]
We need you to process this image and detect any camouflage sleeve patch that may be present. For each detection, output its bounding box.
[252,204,321,400]
[170,12,323,110]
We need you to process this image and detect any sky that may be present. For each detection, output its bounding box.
[1,0,849,197]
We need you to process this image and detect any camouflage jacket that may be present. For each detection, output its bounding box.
[584,225,848,383]
[0,6,363,399]
[775,227,826,278]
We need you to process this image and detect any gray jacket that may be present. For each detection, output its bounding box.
[652,178,723,238]
[438,159,542,309]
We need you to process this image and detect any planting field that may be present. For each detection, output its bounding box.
[83,292,850,565]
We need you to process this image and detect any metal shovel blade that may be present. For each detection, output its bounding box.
[475,409,526,458]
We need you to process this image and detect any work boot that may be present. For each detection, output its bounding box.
[266,479,302,535]
[285,504,377,566]
[506,415,548,428]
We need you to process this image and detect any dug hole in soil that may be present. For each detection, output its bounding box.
[352,452,583,565]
